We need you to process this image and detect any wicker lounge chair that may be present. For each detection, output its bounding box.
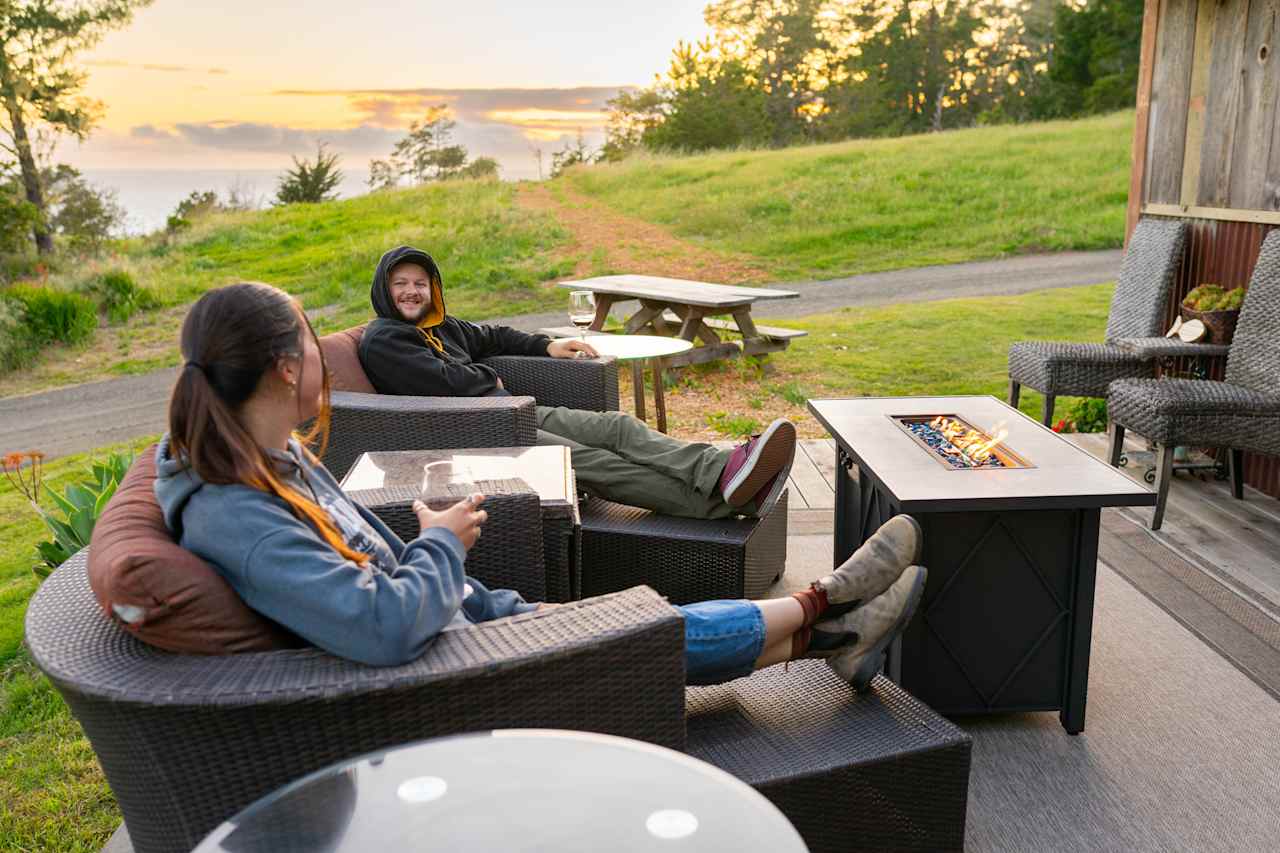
[1107,229,1280,530]
[318,327,619,481]
[1008,218,1188,425]
[28,549,971,853]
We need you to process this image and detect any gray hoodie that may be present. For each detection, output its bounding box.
[153,436,533,666]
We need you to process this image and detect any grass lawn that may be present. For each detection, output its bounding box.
[0,436,157,851]
[0,282,1114,850]
[645,282,1115,440]
[565,111,1133,281]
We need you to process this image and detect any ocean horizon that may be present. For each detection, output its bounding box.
[81,168,376,236]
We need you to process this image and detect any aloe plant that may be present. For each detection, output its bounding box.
[3,450,132,579]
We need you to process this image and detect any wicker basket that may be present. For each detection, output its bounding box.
[1180,306,1240,344]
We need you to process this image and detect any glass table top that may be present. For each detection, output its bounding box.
[548,332,694,361]
[341,446,574,509]
[194,729,807,853]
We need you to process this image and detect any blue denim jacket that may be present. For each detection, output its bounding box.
[153,436,534,665]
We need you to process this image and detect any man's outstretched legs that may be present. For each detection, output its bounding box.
[535,405,795,517]
[536,428,740,518]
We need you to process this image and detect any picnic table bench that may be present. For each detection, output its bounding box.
[559,275,805,367]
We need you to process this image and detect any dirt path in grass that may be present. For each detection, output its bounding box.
[517,183,768,284]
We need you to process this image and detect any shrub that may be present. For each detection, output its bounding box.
[276,144,343,205]
[7,284,97,346]
[49,172,127,255]
[0,293,37,372]
[88,269,158,323]
[1054,397,1109,434]
[0,189,40,257]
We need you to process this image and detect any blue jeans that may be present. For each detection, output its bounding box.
[677,600,766,686]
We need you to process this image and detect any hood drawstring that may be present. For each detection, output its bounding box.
[418,326,446,353]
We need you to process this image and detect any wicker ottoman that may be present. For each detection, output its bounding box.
[578,490,788,603]
[686,660,972,853]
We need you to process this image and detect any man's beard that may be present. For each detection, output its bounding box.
[397,301,429,323]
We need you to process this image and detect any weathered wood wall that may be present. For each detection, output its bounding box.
[1142,0,1280,213]
[1132,0,1280,498]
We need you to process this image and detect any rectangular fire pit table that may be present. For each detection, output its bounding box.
[808,395,1156,734]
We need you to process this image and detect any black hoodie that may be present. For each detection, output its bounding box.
[358,246,552,397]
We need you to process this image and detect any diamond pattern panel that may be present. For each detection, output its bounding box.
[923,516,1068,706]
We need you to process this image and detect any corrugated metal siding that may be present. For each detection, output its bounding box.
[1147,214,1279,498]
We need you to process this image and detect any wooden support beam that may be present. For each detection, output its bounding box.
[1143,202,1280,225]
[638,299,675,336]
[1127,0,1162,243]
[623,302,665,334]
[588,295,617,331]
[665,342,743,368]
[1180,0,1219,208]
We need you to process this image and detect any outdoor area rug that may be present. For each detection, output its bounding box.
[779,536,1280,853]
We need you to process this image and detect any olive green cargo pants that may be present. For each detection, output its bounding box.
[535,405,742,519]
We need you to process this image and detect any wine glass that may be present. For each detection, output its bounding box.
[568,291,595,343]
[421,460,478,509]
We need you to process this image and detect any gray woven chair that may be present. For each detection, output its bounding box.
[28,552,971,853]
[1008,218,1187,425]
[1107,228,1280,530]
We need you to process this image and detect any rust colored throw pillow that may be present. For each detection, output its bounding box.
[86,444,299,654]
[320,325,376,393]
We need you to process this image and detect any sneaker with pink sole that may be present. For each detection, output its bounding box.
[718,418,797,511]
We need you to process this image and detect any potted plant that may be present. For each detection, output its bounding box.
[1181,284,1245,343]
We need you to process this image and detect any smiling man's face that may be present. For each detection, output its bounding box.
[388,261,433,323]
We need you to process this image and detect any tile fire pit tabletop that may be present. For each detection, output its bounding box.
[808,395,1156,512]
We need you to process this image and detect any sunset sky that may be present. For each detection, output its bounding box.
[67,1,711,178]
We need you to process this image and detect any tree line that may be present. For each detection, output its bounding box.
[599,0,1144,159]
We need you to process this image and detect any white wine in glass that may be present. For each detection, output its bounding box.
[568,290,595,342]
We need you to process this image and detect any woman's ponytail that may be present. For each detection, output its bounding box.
[170,283,368,566]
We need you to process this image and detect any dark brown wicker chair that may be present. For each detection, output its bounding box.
[320,351,619,481]
[28,553,971,853]
[1107,228,1280,530]
[1008,217,1188,425]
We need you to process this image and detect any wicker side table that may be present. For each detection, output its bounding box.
[686,660,972,853]
[342,447,579,603]
[578,490,788,603]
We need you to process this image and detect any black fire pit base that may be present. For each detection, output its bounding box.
[836,453,1099,735]
[811,395,1156,735]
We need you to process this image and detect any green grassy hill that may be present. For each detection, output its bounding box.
[113,179,577,331]
[2,110,1133,394]
[565,111,1134,280]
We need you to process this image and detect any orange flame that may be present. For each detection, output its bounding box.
[929,417,1008,464]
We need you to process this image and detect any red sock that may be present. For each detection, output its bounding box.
[791,583,830,628]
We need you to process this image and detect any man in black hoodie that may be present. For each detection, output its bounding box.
[359,245,795,519]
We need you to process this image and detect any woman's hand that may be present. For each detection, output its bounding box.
[413,494,487,550]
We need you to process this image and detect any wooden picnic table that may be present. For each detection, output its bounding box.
[558,275,804,367]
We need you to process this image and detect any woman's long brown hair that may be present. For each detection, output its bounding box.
[168,282,369,565]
